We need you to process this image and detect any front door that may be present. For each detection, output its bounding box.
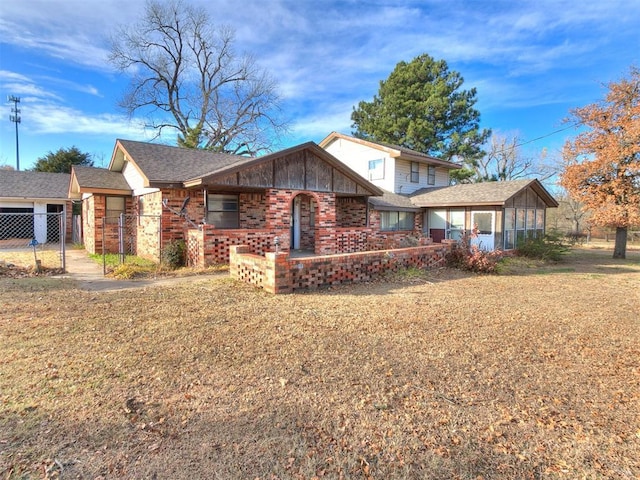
[470,211,495,251]
[447,209,465,241]
[291,196,301,250]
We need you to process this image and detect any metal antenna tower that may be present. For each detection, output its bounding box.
[8,95,21,171]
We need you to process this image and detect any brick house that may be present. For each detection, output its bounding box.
[69,139,388,265]
[320,132,558,251]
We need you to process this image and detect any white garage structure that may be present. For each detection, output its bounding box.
[0,171,72,246]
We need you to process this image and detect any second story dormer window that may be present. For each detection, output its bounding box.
[368,159,384,180]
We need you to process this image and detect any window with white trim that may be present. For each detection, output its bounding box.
[380,211,414,231]
[368,159,384,180]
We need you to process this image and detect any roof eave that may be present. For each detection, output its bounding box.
[0,196,70,202]
[396,151,462,169]
[77,187,133,196]
[109,140,151,186]
[413,201,503,208]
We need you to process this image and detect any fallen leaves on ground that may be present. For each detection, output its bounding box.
[0,247,639,479]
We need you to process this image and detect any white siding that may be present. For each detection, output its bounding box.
[0,201,33,209]
[323,139,396,192]
[435,167,450,187]
[323,136,453,194]
[394,160,451,193]
[122,162,158,196]
[395,159,418,194]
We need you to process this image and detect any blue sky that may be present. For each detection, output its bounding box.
[0,0,638,172]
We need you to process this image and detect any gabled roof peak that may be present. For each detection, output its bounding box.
[319,132,462,169]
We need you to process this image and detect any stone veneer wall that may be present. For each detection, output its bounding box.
[230,242,455,294]
[82,195,96,254]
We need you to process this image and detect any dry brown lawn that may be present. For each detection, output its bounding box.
[1,245,639,479]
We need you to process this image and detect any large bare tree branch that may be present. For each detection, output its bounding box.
[109,0,287,153]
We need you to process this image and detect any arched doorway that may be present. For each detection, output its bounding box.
[290,193,317,252]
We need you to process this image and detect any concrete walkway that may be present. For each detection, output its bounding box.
[59,249,202,291]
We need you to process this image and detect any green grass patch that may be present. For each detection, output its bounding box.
[89,253,157,268]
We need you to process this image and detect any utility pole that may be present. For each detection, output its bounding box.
[9,95,21,171]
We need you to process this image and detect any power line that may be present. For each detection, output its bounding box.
[510,121,583,150]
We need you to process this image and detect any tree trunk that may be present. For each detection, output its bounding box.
[613,226,627,259]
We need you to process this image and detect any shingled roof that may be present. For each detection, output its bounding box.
[112,139,249,184]
[369,190,420,211]
[0,171,70,200]
[71,166,132,195]
[410,179,558,207]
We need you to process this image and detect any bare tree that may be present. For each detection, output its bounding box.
[109,0,287,155]
[470,133,555,182]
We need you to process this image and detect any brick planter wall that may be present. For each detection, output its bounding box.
[187,227,280,266]
[230,242,453,294]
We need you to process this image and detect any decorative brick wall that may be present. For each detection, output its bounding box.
[187,227,280,266]
[230,242,453,294]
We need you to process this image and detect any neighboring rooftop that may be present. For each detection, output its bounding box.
[0,171,71,199]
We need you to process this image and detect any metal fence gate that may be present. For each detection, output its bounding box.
[0,212,66,270]
[101,214,162,270]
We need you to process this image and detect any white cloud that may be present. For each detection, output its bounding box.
[1,0,638,161]
[22,101,146,139]
[0,70,31,82]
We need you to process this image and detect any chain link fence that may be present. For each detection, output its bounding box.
[0,212,66,270]
[100,214,162,273]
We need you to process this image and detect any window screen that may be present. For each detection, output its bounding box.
[207,194,239,228]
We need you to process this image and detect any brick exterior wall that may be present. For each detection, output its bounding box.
[83,195,123,254]
[337,197,368,227]
[160,189,204,248]
[230,243,453,294]
[239,193,267,228]
[83,186,436,268]
[63,200,73,241]
[299,196,315,250]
